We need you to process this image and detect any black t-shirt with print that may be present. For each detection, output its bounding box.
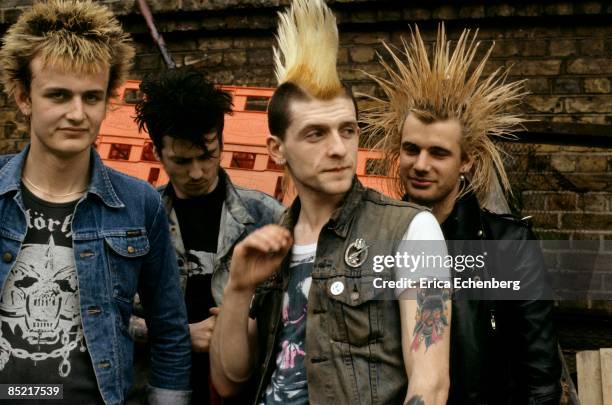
[0,185,103,404]
[173,175,225,404]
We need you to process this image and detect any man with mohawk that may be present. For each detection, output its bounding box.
[363,26,561,404]
[211,1,451,404]
[0,1,191,403]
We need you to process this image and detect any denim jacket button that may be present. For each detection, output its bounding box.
[127,246,135,254]
[2,252,13,263]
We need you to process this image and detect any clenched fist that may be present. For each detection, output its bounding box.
[228,224,292,293]
[189,307,220,353]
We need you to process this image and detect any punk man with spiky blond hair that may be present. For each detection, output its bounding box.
[211,1,451,404]
[363,26,561,404]
[0,1,191,403]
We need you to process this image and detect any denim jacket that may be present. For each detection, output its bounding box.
[160,168,284,305]
[251,179,423,404]
[0,146,191,405]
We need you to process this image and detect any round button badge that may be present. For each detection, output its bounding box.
[330,281,345,296]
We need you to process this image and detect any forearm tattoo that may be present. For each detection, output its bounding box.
[411,288,450,352]
[406,394,425,405]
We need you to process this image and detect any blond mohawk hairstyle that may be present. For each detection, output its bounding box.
[273,0,343,98]
[362,25,527,202]
[0,0,134,99]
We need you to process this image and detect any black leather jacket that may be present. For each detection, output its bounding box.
[406,192,562,404]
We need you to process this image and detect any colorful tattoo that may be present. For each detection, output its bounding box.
[411,288,450,352]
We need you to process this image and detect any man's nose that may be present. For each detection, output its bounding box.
[188,162,204,180]
[66,98,85,123]
[413,151,430,172]
[327,131,347,158]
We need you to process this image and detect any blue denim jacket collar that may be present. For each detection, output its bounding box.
[0,144,124,209]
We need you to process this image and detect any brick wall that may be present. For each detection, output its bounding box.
[1,1,610,131]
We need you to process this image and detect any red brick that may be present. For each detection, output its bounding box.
[565,96,612,113]
[521,39,548,57]
[561,213,612,231]
[544,2,574,15]
[553,78,581,94]
[567,58,612,74]
[551,155,576,172]
[564,174,611,192]
[247,49,272,66]
[350,47,376,63]
[345,33,389,45]
[223,50,247,66]
[576,156,608,172]
[432,6,457,19]
[547,193,577,211]
[402,8,432,20]
[491,41,520,57]
[578,193,608,212]
[458,5,485,19]
[510,60,562,76]
[579,39,606,56]
[575,2,603,14]
[584,79,611,94]
[486,4,515,17]
[197,38,233,50]
[524,212,560,229]
[523,96,564,113]
[521,192,546,210]
[376,10,402,22]
[549,39,577,57]
[524,78,550,94]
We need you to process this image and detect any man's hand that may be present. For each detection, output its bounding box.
[190,307,220,353]
[228,225,292,293]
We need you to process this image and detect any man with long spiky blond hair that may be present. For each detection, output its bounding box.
[0,1,191,403]
[363,25,561,404]
[211,1,451,404]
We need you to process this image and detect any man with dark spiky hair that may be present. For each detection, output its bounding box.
[0,1,191,404]
[133,67,283,404]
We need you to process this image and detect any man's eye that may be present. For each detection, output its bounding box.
[341,127,356,137]
[403,145,419,155]
[173,159,190,165]
[306,130,323,139]
[47,92,67,101]
[431,149,450,158]
[84,94,102,104]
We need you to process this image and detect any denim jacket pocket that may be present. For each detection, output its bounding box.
[322,274,385,347]
[104,232,150,303]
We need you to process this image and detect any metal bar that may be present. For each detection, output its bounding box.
[136,0,176,69]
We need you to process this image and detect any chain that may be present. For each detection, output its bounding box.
[0,328,83,376]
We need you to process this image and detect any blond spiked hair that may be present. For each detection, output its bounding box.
[362,25,527,202]
[273,0,343,98]
[0,0,134,99]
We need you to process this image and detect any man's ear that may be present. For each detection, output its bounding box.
[14,83,31,116]
[267,135,286,165]
[460,153,474,175]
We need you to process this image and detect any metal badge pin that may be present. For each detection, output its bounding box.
[330,281,345,296]
[344,238,369,268]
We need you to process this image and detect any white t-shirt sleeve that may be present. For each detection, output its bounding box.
[394,211,451,296]
[403,211,446,242]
